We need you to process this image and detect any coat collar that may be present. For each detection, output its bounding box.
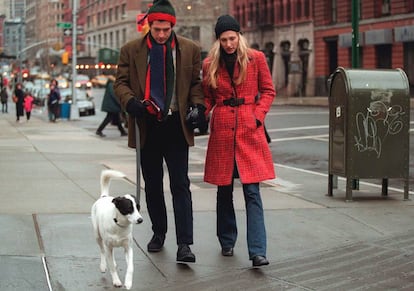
[134,34,185,97]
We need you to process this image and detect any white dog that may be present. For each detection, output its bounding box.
[91,169,143,289]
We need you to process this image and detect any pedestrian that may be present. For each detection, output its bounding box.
[24,91,34,121]
[114,0,206,263]
[96,76,127,137]
[13,83,25,122]
[201,15,276,267]
[47,80,60,122]
[1,87,8,113]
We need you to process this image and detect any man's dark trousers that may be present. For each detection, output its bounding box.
[140,112,193,245]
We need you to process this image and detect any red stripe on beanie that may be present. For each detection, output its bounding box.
[148,12,176,26]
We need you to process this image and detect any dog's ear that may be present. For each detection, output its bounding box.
[137,203,141,211]
[112,196,134,215]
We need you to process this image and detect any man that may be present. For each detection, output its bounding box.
[114,0,206,263]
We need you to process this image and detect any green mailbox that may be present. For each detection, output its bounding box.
[328,67,410,201]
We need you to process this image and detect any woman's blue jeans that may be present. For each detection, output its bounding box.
[217,182,267,259]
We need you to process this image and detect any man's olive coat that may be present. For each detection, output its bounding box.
[114,34,204,148]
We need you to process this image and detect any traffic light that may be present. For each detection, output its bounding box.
[62,51,69,65]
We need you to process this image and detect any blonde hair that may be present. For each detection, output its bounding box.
[205,32,251,89]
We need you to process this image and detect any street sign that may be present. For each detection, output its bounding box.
[57,22,72,29]
[63,29,72,36]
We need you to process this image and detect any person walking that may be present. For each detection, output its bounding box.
[1,87,8,113]
[114,0,206,263]
[96,76,127,137]
[13,83,25,122]
[47,81,60,122]
[24,91,34,121]
[202,15,276,267]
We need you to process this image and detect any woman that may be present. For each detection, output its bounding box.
[96,76,127,137]
[14,83,25,122]
[202,15,276,267]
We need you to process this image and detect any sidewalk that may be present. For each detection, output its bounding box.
[1,101,414,290]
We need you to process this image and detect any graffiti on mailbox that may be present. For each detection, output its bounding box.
[354,91,405,158]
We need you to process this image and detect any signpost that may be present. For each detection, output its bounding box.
[57,22,72,29]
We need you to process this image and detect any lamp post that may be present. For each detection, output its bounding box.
[70,0,79,119]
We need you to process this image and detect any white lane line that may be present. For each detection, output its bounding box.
[271,134,328,142]
[267,125,329,132]
[275,163,414,195]
[267,111,328,116]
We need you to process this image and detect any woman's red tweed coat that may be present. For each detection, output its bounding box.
[202,49,276,186]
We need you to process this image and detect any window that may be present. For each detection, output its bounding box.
[331,0,337,23]
[304,0,310,17]
[297,0,302,18]
[376,0,390,16]
[408,0,414,12]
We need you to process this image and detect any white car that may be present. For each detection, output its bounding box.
[59,88,95,116]
[73,74,92,89]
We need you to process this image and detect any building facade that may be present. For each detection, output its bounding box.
[231,0,414,97]
[314,0,414,96]
[231,0,314,97]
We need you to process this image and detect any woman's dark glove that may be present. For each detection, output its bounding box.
[126,98,146,118]
[186,104,208,133]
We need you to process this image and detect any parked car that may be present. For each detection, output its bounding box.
[55,76,69,89]
[59,88,95,116]
[34,87,50,106]
[91,74,112,88]
[74,74,92,89]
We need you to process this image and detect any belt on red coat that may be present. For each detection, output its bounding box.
[218,97,254,107]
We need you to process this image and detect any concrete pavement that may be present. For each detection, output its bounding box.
[1,99,414,291]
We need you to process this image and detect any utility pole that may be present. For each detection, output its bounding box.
[351,0,360,68]
[70,0,79,119]
[351,0,360,190]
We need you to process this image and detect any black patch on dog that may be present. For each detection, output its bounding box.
[112,197,134,215]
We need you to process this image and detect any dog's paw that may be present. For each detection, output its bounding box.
[100,263,106,273]
[112,279,122,288]
[124,281,132,290]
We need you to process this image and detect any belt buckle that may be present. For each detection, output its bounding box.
[229,98,236,107]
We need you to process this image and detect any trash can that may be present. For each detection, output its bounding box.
[328,67,410,201]
[60,102,71,119]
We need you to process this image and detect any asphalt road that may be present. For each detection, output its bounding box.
[74,90,414,195]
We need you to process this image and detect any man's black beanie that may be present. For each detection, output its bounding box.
[215,15,241,39]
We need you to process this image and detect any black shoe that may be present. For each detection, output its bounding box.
[252,255,269,267]
[221,247,234,257]
[147,235,164,252]
[96,131,106,137]
[177,244,196,263]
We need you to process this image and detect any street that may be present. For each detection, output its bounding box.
[71,88,414,198]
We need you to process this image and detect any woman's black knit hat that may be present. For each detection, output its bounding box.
[215,15,240,39]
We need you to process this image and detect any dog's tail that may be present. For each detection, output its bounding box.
[100,169,126,198]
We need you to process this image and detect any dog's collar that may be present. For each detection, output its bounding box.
[113,218,129,228]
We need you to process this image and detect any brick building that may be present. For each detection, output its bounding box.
[231,0,414,97]
[314,0,414,96]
